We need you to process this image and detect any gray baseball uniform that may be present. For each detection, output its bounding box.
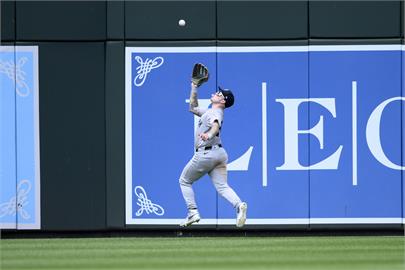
[179,107,242,211]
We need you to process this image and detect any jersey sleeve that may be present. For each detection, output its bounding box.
[194,107,208,116]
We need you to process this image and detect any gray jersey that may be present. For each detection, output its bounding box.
[194,108,223,148]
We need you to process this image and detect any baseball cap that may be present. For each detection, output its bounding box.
[218,86,235,108]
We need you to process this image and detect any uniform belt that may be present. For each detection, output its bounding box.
[196,144,222,152]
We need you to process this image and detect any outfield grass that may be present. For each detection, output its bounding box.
[1,236,404,270]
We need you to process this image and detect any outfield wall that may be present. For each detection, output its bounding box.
[0,1,404,231]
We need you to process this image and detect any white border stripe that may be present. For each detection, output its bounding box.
[127,45,403,54]
[0,46,16,52]
[128,47,216,53]
[0,223,17,229]
[310,218,402,224]
[262,82,268,187]
[126,218,402,225]
[128,219,217,225]
[33,46,41,230]
[219,219,309,225]
[352,81,358,186]
[125,48,133,225]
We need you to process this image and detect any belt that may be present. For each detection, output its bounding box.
[196,144,222,152]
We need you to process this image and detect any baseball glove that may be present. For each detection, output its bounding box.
[191,63,209,87]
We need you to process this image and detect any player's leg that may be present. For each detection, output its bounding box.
[208,148,247,227]
[209,161,242,208]
[178,153,208,226]
[179,154,206,209]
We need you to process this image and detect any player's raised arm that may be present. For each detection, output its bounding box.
[189,82,202,116]
[189,63,209,117]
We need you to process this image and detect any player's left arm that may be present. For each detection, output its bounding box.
[189,83,207,116]
[200,121,220,141]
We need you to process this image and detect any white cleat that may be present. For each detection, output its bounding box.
[236,202,247,228]
[180,210,201,227]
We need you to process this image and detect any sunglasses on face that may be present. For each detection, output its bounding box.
[215,91,224,97]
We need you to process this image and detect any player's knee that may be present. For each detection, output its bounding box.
[179,176,192,186]
[215,182,229,194]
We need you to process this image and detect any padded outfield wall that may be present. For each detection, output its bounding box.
[0,1,404,231]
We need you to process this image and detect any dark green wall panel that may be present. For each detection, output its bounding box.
[1,0,15,42]
[218,40,308,47]
[125,40,217,47]
[217,1,308,40]
[34,42,106,230]
[310,1,401,38]
[125,1,216,40]
[309,38,403,46]
[106,41,125,228]
[16,1,106,41]
[107,1,124,40]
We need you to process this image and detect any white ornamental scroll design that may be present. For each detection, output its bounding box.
[0,57,30,97]
[134,186,165,216]
[133,56,164,87]
[0,179,32,220]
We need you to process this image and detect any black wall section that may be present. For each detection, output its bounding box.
[1,0,15,42]
[16,1,106,41]
[36,42,106,230]
[106,41,125,228]
[126,40,217,47]
[403,0,404,38]
[125,1,216,40]
[309,1,401,38]
[217,1,308,40]
[218,40,309,47]
[107,1,124,40]
[309,38,403,46]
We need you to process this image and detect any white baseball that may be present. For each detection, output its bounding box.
[178,19,186,27]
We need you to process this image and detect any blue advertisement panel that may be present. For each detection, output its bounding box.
[216,47,309,225]
[0,46,40,229]
[126,45,404,226]
[403,46,405,225]
[125,47,218,224]
[309,46,402,224]
[0,47,17,229]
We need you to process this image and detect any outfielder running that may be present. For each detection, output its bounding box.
[179,63,247,227]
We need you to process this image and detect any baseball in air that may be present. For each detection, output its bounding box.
[178,19,186,27]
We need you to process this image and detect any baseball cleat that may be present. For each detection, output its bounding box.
[236,202,247,228]
[180,210,201,227]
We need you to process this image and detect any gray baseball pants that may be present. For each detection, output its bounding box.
[179,147,242,210]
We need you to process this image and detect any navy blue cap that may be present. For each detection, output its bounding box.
[218,86,234,108]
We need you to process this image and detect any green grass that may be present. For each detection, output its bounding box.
[1,236,404,270]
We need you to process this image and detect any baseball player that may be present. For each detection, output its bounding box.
[179,63,247,227]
